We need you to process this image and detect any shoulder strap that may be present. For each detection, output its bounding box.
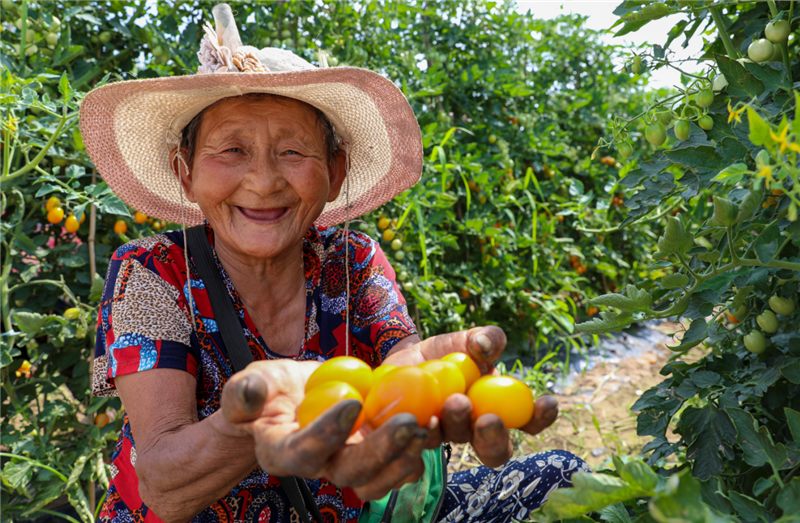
[185,225,255,373]
[184,225,322,523]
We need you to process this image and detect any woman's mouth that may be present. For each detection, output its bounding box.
[237,206,290,224]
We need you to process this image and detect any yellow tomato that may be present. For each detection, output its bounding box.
[64,307,80,320]
[364,366,441,428]
[378,217,391,230]
[46,196,61,211]
[114,220,128,235]
[305,356,373,398]
[419,360,466,399]
[468,375,535,429]
[382,229,396,242]
[95,413,111,428]
[79,212,86,224]
[297,381,364,435]
[441,352,481,390]
[65,215,80,233]
[47,207,64,224]
[372,364,398,384]
[134,211,148,224]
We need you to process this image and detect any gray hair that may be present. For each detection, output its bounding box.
[179,93,340,167]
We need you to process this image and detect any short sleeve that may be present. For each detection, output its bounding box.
[93,237,198,397]
[348,232,417,364]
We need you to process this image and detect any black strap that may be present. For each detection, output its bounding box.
[185,225,255,373]
[185,225,321,523]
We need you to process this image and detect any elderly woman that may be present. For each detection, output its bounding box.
[82,5,587,523]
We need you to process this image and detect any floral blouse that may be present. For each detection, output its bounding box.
[93,224,417,523]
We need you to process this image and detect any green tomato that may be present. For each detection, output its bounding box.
[748,39,774,63]
[674,120,690,141]
[391,239,403,251]
[631,62,640,74]
[743,330,767,354]
[769,295,796,315]
[712,74,728,92]
[618,141,633,159]
[766,20,791,44]
[657,111,673,126]
[46,33,59,46]
[25,44,38,57]
[297,37,307,47]
[397,270,409,282]
[731,305,748,320]
[328,56,339,66]
[99,31,112,44]
[696,89,714,108]
[756,310,779,333]
[152,45,164,58]
[64,307,81,321]
[698,115,714,131]
[488,134,497,144]
[2,0,17,11]
[645,122,667,147]
[394,250,405,261]
[281,29,292,39]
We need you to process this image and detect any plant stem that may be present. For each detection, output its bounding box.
[709,5,739,59]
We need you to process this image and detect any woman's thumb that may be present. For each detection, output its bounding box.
[222,372,269,425]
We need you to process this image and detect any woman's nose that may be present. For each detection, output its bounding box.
[242,149,286,196]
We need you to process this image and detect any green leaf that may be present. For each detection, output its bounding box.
[13,311,47,334]
[785,408,800,445]
[679,403,736,480]
[732,286,754,310]
[574,311,634,334]
[728,491,772,523]
[648,470,709,522]
[667,319,708,352]
[2,460,34,490]
[778,478,800,515]
[542,470,656,520]
[21,481,65,517]
[618,460,660,493]
[617,3,672,23]
[716,54,765,98]
[597,503,631,523]
[727,407,788,470]
[66,455,89,491]
[98,194,131,216]
[712,162,748,184]
[747,107,774,148]
[661,273,689,289]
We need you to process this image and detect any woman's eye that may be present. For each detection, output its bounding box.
[225,147,242,153]
[285,150,301,156]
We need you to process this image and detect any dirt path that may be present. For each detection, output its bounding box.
[449,323,688,473]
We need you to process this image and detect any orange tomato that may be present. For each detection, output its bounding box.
[419,360,466,399]
[725,312,740,324]
[305,356,373,398]
[460,288,470,299]
[47,207,64,224]
[114,220,128,235]
[441,352,481,390]
[134,211,148,224]
[79,212,86,224]
[378,217,390,230]
[772,189,785,195]
[65,215,80,233]
[587,307,599,316]
[468,376,535,429]
[364,366,440,428]
[95,413,110,428]
[297,381,364,435]
[46,196,61,211]
[372,364,398,384]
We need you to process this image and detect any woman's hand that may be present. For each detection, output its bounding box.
[221,360,432,500]
[383,326,560,468]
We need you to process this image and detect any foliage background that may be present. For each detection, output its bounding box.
[0,0,658,520]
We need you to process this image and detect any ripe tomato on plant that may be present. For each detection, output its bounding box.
[95,413,111,428]
[305,356,373,398]
[47,206,64,224]
[114,220,128,235]
[297,381,364,435]
[134,211,148,224]
[364,366,440,428]
[65,215,79,233]
[467,375,535,429]
[45,196,61,211]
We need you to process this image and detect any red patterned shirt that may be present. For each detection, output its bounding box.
[93,224,416,523]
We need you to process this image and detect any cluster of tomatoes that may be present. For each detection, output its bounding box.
[570,255,588,275]
[45,196,84,232]
[747,20,790,64]
[611,193,625,207]
[598,156,617,167]
[15,360,32,379]
[741,295,796,355]
[297,354,535,434]
[376,217,406,261]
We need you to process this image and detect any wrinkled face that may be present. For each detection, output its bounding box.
[176,96,344,262]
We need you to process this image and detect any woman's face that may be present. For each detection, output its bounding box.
[177,96,345,262]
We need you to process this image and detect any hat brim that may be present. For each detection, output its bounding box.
[80,67,422,227]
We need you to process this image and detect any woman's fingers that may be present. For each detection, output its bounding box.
[470,413,513,468]
[465,326,507,364]
[322,413,423,488]
[519,395,560,436]
[350,426,429,500]
[221,372,270,426]
[439,393,473,443]
[253,399,362,478]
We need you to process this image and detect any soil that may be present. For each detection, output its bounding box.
[448,322,698,474]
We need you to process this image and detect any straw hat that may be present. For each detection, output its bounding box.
[79,4,422,228]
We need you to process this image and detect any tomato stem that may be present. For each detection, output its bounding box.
[709,6,739,59]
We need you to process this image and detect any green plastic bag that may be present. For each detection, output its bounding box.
[358,447,446,523]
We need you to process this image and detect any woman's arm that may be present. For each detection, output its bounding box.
[115,369,258,523]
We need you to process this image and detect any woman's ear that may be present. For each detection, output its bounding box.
[170,148,198,203]
[326,149,348,203]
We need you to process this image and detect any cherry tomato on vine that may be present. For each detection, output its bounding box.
[47,207,64,224]
[618,141,633,159]
[743,330,767,355]
[297,381,364,435]
[698,115,714,131]
[46,196,61,211]
[674,120,690,141]
[769,295,796,315]
[712,74,728,92]
[756,310,779,333]
[467,376,535,429]
[64,307,80,320]
[114,220,128,235]
[65,215,80,233]
[378,217,390,230]
[748,39,774,63]
[645,122,667,146]
[79,212,86,224]
[134,211,148,224]
[382,229,396,242]
[364,366,440,428]
[441,352,481,390]
[95,413,111,428]
[488,134,497,144]
[631,55,642,74]
[305,356,373,398]
[419,360,466,398]
[657,111,673,126]
[391,239,403,251]
[766,20,790,44]
[696,89,714,108]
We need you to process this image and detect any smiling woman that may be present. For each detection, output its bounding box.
[79,4,586,523]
